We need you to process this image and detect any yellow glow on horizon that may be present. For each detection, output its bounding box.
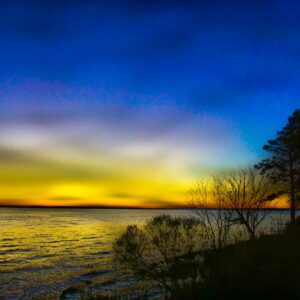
[0,145,292,209]
[48,182,102,199]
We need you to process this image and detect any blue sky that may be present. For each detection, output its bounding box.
[0,0,299,206]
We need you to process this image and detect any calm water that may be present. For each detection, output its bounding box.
[0,208,293,300]
[0,208,194,300]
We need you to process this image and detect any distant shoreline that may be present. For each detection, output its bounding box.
[0,205,295,211]
[0,205,187,209]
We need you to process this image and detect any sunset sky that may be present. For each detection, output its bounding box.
[0,1,299,207]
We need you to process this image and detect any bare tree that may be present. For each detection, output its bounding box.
[220,167,276,239]
[191,168,278,241]
[190,178,233,250]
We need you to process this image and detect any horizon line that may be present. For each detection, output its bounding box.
[0,205,293,210]
[0,204,188,209]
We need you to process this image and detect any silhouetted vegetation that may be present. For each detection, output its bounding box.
[190,177,233,250]
[256,109,300,223]
[109,169,289,299]
[197,219,300,300]
[109,214,300,300]
[217,168,276,239]
[90,110,300,300]
[113,215,204,294]
[191,168,276,240]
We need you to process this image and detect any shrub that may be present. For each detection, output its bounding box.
[113,215,205,294]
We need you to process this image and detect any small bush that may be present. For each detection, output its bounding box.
[113,215,205,293]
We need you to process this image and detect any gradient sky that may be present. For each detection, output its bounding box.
[0,0,299,207]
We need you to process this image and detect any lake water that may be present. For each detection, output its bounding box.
[0,208,292,300]
[0,208,195,300]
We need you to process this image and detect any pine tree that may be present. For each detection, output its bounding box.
[255,109,300,223]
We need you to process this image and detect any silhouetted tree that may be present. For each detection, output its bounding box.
[113,215,204,294]
[190,178,233,250]
[191,168,276,240]
[255,109,300,223]
[220,168,275,239]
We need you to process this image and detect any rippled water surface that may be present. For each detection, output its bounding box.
[0,208,193,299]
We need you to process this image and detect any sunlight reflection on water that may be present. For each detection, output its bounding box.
[0,208,292,299]
[0,208,193,299]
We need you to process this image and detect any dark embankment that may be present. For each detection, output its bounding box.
[174,221,300,300]
[88,218,300,300]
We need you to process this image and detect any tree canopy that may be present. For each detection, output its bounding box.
[255,109,300,223]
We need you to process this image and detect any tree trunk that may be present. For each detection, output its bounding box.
[290,173,296,224]
[289,153,296,224]
[246,225,256,240]
[240,216,256,239]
